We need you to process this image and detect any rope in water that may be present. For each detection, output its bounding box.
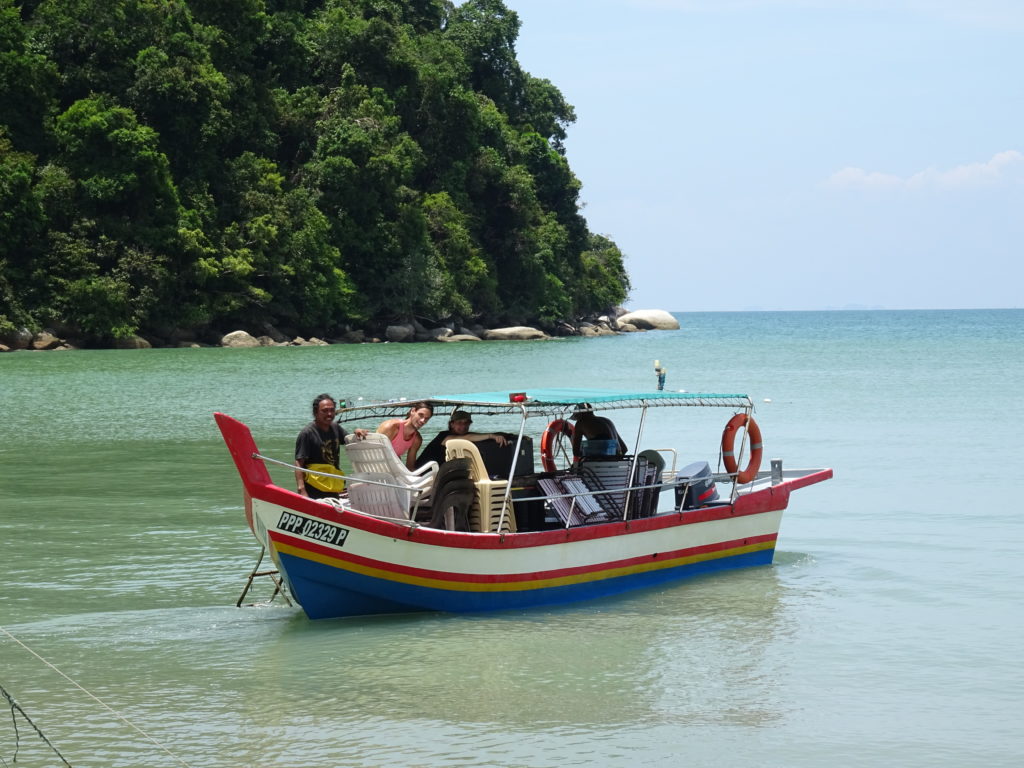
[0,625,195,768]
[1,681,73,767]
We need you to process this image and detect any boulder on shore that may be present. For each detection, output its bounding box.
[32,331,62,350]
[616,309,679,330]
[261,322,288,344]
[113,334,152,349]
[482,326,549,341]
[221,330,260,348]
[386,324,415,343]
[0,327,32,350]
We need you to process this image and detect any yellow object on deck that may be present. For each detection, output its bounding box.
[306,463,345,492]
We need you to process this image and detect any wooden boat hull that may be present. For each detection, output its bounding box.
[218,412,831,619]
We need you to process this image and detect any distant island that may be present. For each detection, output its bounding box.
[0,0,630,350]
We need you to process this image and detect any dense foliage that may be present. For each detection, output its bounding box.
[0,0,629,343]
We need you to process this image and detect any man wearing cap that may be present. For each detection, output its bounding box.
[415,410,509,468]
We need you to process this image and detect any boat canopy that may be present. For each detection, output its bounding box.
[336,388,753,423]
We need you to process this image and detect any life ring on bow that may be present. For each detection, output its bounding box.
[721,413,763,484]
[540,419,575,472]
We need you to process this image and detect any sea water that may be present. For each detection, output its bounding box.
[1,309,1022,767]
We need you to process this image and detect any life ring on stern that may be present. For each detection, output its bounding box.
[540,419,574,472]
[721,413,763,484]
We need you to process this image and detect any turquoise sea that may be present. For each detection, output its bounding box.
[1,309,1022,767]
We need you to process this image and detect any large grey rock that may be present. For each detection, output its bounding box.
[221,330,260,348]
[426,327,453,341]
[32,331,61,350]
[386,324,415,343]
[0,327,32,350]
[616,309,679,330]
[113,334,152,349]
[261,322,288,343]
[483,326,549,341]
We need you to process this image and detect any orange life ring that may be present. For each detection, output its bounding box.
[540,419,574,472]
[721,413,763,484]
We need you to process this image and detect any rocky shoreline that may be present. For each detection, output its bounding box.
[0,309,679,352]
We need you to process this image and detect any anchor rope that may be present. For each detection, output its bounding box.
[0,625,195,768]
[1,681,73,767]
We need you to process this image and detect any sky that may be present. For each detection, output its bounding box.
[503,0,1024,311]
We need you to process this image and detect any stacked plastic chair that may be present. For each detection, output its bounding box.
[443,439,516,533]
[344,432,438,510]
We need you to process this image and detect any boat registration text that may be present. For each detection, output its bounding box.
[277,511,349,546]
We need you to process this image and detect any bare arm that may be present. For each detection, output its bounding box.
[406,433,423,470]
[443,432,509,447]
[294,459,308,496]
[571,429,583,457]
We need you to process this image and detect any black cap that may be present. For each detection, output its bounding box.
[570,403,593,420]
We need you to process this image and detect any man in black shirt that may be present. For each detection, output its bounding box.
[295,393,367,499]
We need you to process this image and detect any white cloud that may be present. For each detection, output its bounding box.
[826,150,1024,190]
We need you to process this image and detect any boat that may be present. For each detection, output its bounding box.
[216,388,832,619]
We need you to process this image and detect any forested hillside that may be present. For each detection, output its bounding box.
[0,0,629,345]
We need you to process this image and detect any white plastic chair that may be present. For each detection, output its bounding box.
[444,439,516,533]
[346,472,412,520]
[344,432,437,508]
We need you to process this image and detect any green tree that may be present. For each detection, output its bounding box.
[53,94,180,239]
[0,0,58,155]
[308,78,427,319]
[444,0,523,116]
[31,95,184,339]
[3,0,632,342]
[197,151,359,331]
[421,191,496,320]
[39,221,169,340]
[127,13,232,179]
[0,131,46,333]
[576,234,630,315]
[30,0,164,103]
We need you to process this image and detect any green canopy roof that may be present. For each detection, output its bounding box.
[336,388,752,422]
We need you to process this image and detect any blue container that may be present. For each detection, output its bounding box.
[581,438,620,457]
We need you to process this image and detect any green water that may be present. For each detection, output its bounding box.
[2,311,1022,767]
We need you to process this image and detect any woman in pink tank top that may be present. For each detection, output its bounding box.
[376,401,434,469]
